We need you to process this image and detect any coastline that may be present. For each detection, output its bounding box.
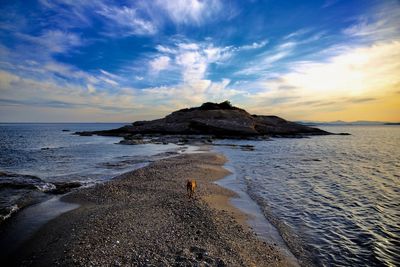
[4,152,297,266]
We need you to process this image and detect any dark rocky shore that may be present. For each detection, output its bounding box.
[4,153,298,267]
[76,102,334,145]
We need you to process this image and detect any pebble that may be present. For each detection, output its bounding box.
[10,153,288,267]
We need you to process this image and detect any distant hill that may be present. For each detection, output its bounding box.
[79,101,331,138]
[296,120,399,126]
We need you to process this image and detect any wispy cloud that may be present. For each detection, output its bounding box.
[235,41,297,76]
[39,0,157,36]
[0,68,139,119]
[322,0,340,9]
[97,5,156,36]
[155,0,222,25]
[237,40,268,50]
[38,0,98,28]
[16,30,83,54]
[284,28,312,40]
[99,69,120,81]
[37,0,228,37]
[343,0,400,41]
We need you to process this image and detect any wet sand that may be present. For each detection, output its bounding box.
[5,153,296,266]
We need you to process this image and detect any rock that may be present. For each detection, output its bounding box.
[76,132,93,136]
[216,258,227,267]
[78,101,331,138]
[240,145,255,151]
[190,246,207,257]
[49,181,82,194]
[118,139,147,145]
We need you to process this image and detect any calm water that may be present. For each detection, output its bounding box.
[0,123,189,221]
[215,126,400,267]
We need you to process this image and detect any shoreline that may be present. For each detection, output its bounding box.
[213,163,299,264]
[3,152,297,266]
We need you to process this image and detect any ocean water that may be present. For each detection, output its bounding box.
[1,124,399,266]
[215,126,400,267]
[0,123,189,221]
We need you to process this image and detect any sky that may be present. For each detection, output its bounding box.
[0,0,399,122]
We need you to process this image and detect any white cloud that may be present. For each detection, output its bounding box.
[141,78,242,107]
[151,41,232,83]
[155,45,177,54]
[204,46,232,63]
[140,40,244,106]
[237,40,268,50]
[149,56,171,73]
[178,43,200,50]
[155,0,222,25]
[151,38,272,84]
[172,42,232,82]
[176,49,206,82]
[143,38,275,105]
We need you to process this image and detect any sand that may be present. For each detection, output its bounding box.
[6,153,296,266]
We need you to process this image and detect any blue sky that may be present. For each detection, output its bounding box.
[0,0,399,122]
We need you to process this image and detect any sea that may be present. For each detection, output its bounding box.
[0,123,399,266]
[214,125,400,267]
[0,123,191,222]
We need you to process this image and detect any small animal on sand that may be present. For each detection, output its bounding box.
[186,179,197,198]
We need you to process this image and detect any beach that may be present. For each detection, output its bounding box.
[5,152,296,266]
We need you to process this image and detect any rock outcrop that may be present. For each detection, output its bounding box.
[77,101,330,138]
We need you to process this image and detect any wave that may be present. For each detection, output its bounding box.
[0,204,19,222]
[0,171,82,223]
[0,171,81,193]
[246,188,318,267]
[0,171,56,192]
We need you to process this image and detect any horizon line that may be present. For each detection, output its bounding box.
[1,120,399,124]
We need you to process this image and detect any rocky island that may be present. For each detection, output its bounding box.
[77,101,331,145]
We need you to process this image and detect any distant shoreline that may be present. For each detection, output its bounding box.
[3,152,297,266]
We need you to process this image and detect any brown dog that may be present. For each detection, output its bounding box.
[186,180,197,198]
